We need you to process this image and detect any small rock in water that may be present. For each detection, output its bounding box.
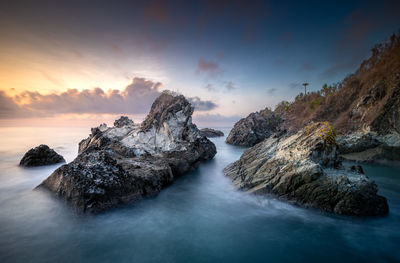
[200,128,224,138]
[20,144,65,167]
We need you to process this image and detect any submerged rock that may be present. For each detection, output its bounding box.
[226,108,282,146]
[37,91,216,213]
[200,128,224,138]
[20,145,65,167]
[224,122,388,216]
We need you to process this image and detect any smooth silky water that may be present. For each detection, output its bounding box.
[0,127,399,263]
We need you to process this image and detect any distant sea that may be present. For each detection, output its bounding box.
[0,126,399,263]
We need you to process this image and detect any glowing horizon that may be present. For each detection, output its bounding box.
[1,0,399,126]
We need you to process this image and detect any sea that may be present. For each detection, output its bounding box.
[0,126,399,263]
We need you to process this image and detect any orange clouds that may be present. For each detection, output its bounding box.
[0,78,217,119]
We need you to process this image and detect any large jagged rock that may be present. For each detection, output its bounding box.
[226,108,282,146]
[37,91,216,213]
[224,122,388,216]
[20,144,65,167]
[199,128,224,138]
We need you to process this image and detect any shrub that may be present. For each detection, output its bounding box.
[305,122,337,146]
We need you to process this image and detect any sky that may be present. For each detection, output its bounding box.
[0,0,399,126]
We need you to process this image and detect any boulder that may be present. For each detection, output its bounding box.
[37,91,216,213]
[224,122,388,216]
[199,128,224,138]
[226,108,282,146]
[20,144,65,167]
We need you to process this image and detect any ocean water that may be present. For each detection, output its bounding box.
[0,126,399,263]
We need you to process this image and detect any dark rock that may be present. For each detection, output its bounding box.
[37,91,216,213]
[114,116,134,128]
[20,145,65,167]
[224,122,389,216]
[199,128,224,138]
[226,108,282,146]
[337,133,381,154]
[350,165,364,174]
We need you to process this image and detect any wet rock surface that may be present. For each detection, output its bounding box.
[20,145,65,167]
[226,108,282,146]
[199,128,224,138]
[337,131,400,162]
[37,92,216,213]
[224,122,389,216]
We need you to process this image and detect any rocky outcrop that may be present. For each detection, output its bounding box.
[226,35,400,162]
[20,145,65,167]
[224,122,388,216]
[226,108,282,146]
[114,116,134,128]
[200,128,224,138]
[337,131,400,162]
[37,91,216,213]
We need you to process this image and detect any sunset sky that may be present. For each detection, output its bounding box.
[1,0,399,126]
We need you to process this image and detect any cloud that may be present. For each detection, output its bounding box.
[225,81,235,91]
[325,3,400,79]
[109,43,122,53]
[330,4,400,73]
[188,97,217,111]
[197,59,221,77]
[41,71,66,87]
[321,60,358,78]
[341,9,376,46]
[0,78,217,119]
[193,113,241,126]
[0,91,24,118]
[267,88,277,94]
[204,83,216,92]
[288,82,301,89]
[145,0,170,24]
[299,62,315,72]
[216,50,225,60]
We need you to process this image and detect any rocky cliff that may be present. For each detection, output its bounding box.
[226,34,400,161]
[37,91,216,213]
[224,122,388,216]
